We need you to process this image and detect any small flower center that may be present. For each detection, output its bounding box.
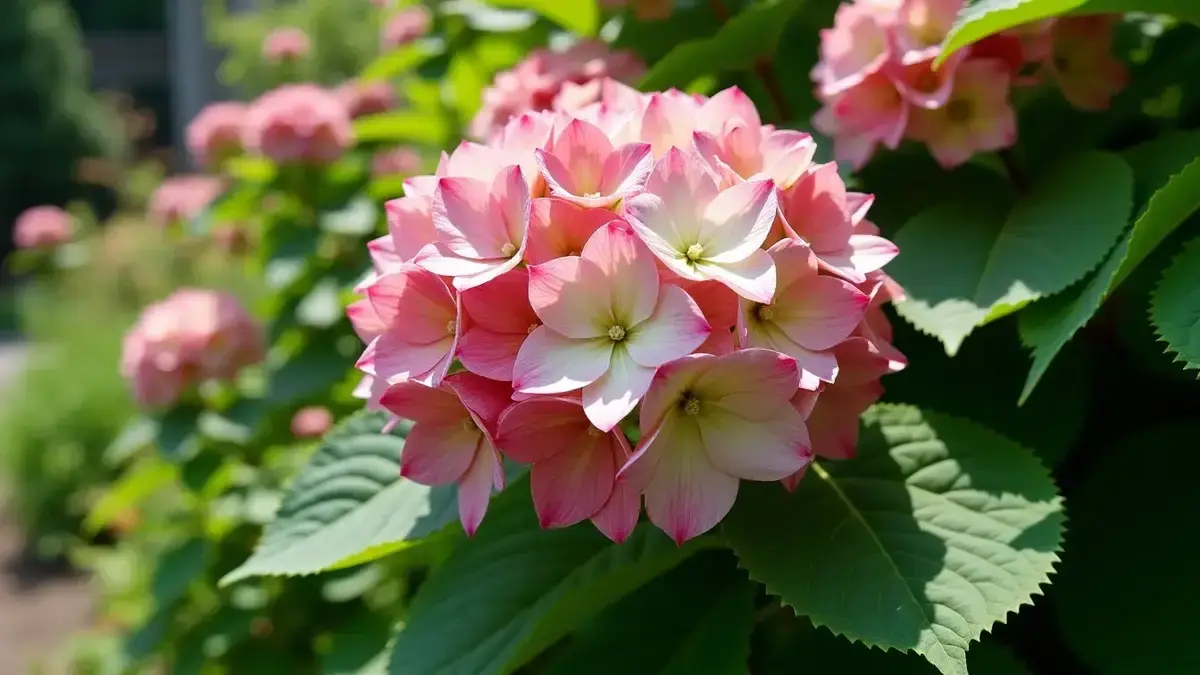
[527,323,540,335]
[500,242,517,257]
[682,397,701,416]
[608,325,627,341]
[756,304,775,323]
[586,426,602,438]
[446,319,457,335]
[686,243,705,261]
[460,418,476,432]
[583,191,602,199]
[946,99,974,124]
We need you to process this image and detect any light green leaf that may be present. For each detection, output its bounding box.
[940,0,1200,65]
[1055,423,1200,675]
[892,152,1132,355]
[543,552,756,675]
[83,459,176,536]
[723,404,1065,675]
[220,411,457,585]
[484,0,598,36]
[297,278,347,329]
[1018,134,1200,400]
[321,195,380,237]
[1151,237,1200,372]
[387,493,718,675]
[360,42,442,81]
[354,111,452,146]
[639,0,802,91]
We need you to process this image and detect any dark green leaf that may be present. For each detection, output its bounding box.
[1151,236,1200,372]
[724,405,1064,675]
[152,538,208,609]
[322,613,393,675]
[154,404,203,462]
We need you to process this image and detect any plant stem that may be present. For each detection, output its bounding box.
[707,0,794,122]
[999,149,1030,193]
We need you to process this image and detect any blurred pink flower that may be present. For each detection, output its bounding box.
[1046,15,1128,110]
[371,147,422,177]
[262,27,311,63]
[906,59,1017,169]
[148,176,225,227]
[291,406,334,438]
[382,6,431,50]
[470,40,644,139]
[121,289,264,410]
[335,80,395,119]
[186,102,247,169]
[12,205,72,250]
[243,84,354,165]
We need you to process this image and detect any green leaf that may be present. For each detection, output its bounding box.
[543,552,756,675]
[220,411,456,585]
[939,0,1085,65]
[484,0,598,36]
[360,42,442,81]
[387,492,717,675]
[892,152,1132,355]
[154,404,204,462]
[1055,423,1200,675]
[723,404,1064,675]
[1017,135,1200,400]
[1151,236,1200,372]
[354,111,452,147]
[83,459,176,536]
[297,278,347,329]
[152,538,208,609]
[322,614,393,675]
[639,0,803,91]
[265,335,354,405]
[320,195,380,237]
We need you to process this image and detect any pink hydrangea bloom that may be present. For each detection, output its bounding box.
[810,0,1107,169]
[291,406,334,438]
[346,83,905,543]
[380,373,511,534]
[469,40,644,139]
[382,6,432,50]
[148,176,225,227]
[262,27,311,63]
[243,84,354,165]
[120,289,263,410]
[186,102,247,169]
[371,147,422,177]
[12,205,72,250]
[335,80,395,119]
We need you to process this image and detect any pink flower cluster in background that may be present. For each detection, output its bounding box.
[812,0,1128,169]
[148,176,226,227]
[12,205,73,250]
[243,84,354,165]
[469,40,645,140]
[371,147,422,177]
[335,80,396,119]
[186,102,248,169]
[292,406,335,438]
[121,289,264,410]
[348,81,906,544]
[381,6,432,51]
[262,27,311,63]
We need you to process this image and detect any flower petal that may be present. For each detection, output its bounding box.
[598,142,654,198]
[400,417,480,484]
[526,197,612,264]
[641,415,739,544]
[457,328,526,381]
[384,195,436,261]
[527,256,610,338]
[847,233,900,274]
[413,242,505,280]
[374,333,454,385]
[773,275,869,351]
[699,404,812,481]
[625,147,718,251]
[694,248,776,303]
[591,467,641,544]
[457,439,498,536]
[378,381,464,424]
[581,222,660,328]
[366,266,454,341]
[582,343,656,431]
[432,176,508,259]
[495,396,592,464]
[513,326,612,394]
[626,285,711,367]
[531,431,616,528]
[699,179,778,263]
[693,347,800,418]
[460,267,537,335]
[760,129,817,189]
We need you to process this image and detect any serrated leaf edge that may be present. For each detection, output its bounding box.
[1149,236,1200,375]
[731,403,1067,671]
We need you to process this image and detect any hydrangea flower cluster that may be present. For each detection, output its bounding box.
[348,81,906,544]
[292,406,335,438]
[381,6,432,50]
[243,84,354,165]
[335,80,396,119]
[262,27,311,63]
[12,205,72,250]
[469,40,645,140]
[812,0,1127,169]
[186,102,248,169]
[148,176,226,227]
[371,147,422,178]
[121,289,264,410]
